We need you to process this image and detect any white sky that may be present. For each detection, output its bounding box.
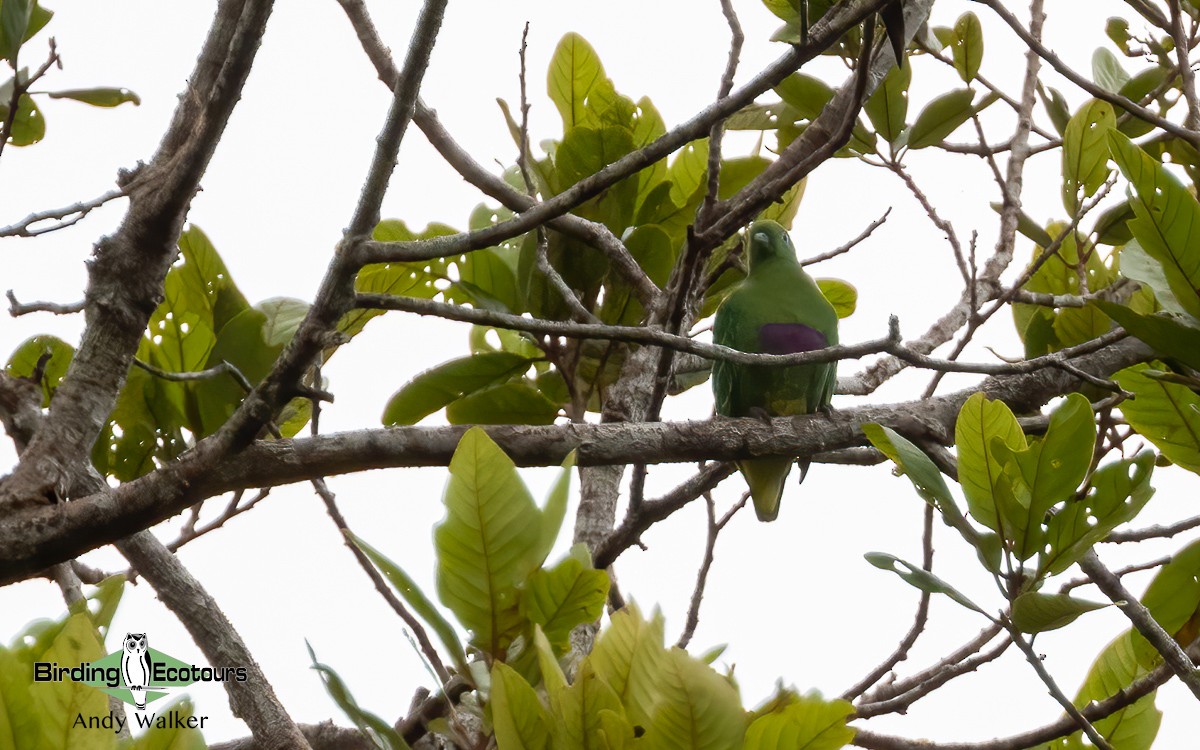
[1,0,1197,746]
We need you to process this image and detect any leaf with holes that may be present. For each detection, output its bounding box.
[865,552,987,615]
[1062,100,1116,213]
[1041,451,1156,576]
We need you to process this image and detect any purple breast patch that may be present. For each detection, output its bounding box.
[759,323,827,354]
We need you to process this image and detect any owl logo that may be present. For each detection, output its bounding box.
[120,633,152,710]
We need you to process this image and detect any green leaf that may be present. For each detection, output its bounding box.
[548,32,606,132]
[991,393,1096,561]
[861,424,956,516]
[445,381,560,425]
[1133,538,1200,669]
[307,642,412,750]
[1094,301,1200,371]
[815,278,856,319]
[641,648,745,750]
[0,0,32,61]
[743,692,855,750]
[46,87,140,107]
[435,428,543,655]
[989,201,1055,248]
[7,93,43,146]
[865,553,987,615]
[864,62,910,144]
[1116,66,1172,137]
[1116,364,1200,474]
[521,557,609,651]
[1107,130,1200,318]
[491,662,551,750]
[349,533,469,675]
[1041,451,1156,576]
[1092,48,1131,94]
[551,659,625,750]
[589,604,668,728]
[906,88,975,149]
[84,575,126,638]
[533,451,576,570]
[1011,592,1106,633]
[955,392,1027,535]
[1061,100,1116,213]
[1057,631,1161,749]
[532,625,568,697]
[775,73,833,121]
[1039,85,1071,136]
[4,334,73,406]
[382,352,535,426]
[1119,239,1189,315]
[950,12,983,82]
[1093,199,1135,246]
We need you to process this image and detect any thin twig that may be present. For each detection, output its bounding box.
[800,207,891,266]
[842,503,935,701]
[1106,513,1200,543]
[1058,555,1171,593]
[6,291,85,316]
[1005,623,1113,749]
[0,39,61,163]
[698,0,744,227]
[1168,0,1200,129]
[676,491,747,649]
[0,188,126,238]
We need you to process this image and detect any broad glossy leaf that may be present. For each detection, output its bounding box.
[1057,631,1160,749]
[865,552,987,614]
[382,352,534,426]
[955,392,1027,535]
[1041,451,1156,576]
[7,93,43,146]
[552,659,624,750]
[1011,592,1106,633]
[445,381,560,425]
[548,32,606,132]
[861,424,956,514]
[1107,131,1200,318]
[989,201,1054,248]
[1092,48,1130,94]
[950,12,983,82]
[1094,301,1200,370]
[0,0,31,61]
[1039,85,1071,135]
[816,278,856,319]
[864,63,910,144]
[31,615,110,749]
[521,557,609,651]
[775,73,833,121]
[1132,539,1200,669]
[491,663,551,750]
[1119,239,1189,315]
[1116,364,1200,473]
[1093,199,1135,246]
[350,534,468,674]
[47,87,140,107]
[1062,100,1116,213]
[992,393,1095,561]
[435,428,543,655]
[589,604,668,728]
[906,88,975,149]
[4,334,73,406]
[1116,66,1171,137]
[641,648,744,750]
[743,692,855,750]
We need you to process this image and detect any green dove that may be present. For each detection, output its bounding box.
[712,220,839,522]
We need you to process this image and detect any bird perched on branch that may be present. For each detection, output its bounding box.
[712,220,838,522]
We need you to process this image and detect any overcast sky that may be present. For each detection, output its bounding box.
[2,0,1197,745]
